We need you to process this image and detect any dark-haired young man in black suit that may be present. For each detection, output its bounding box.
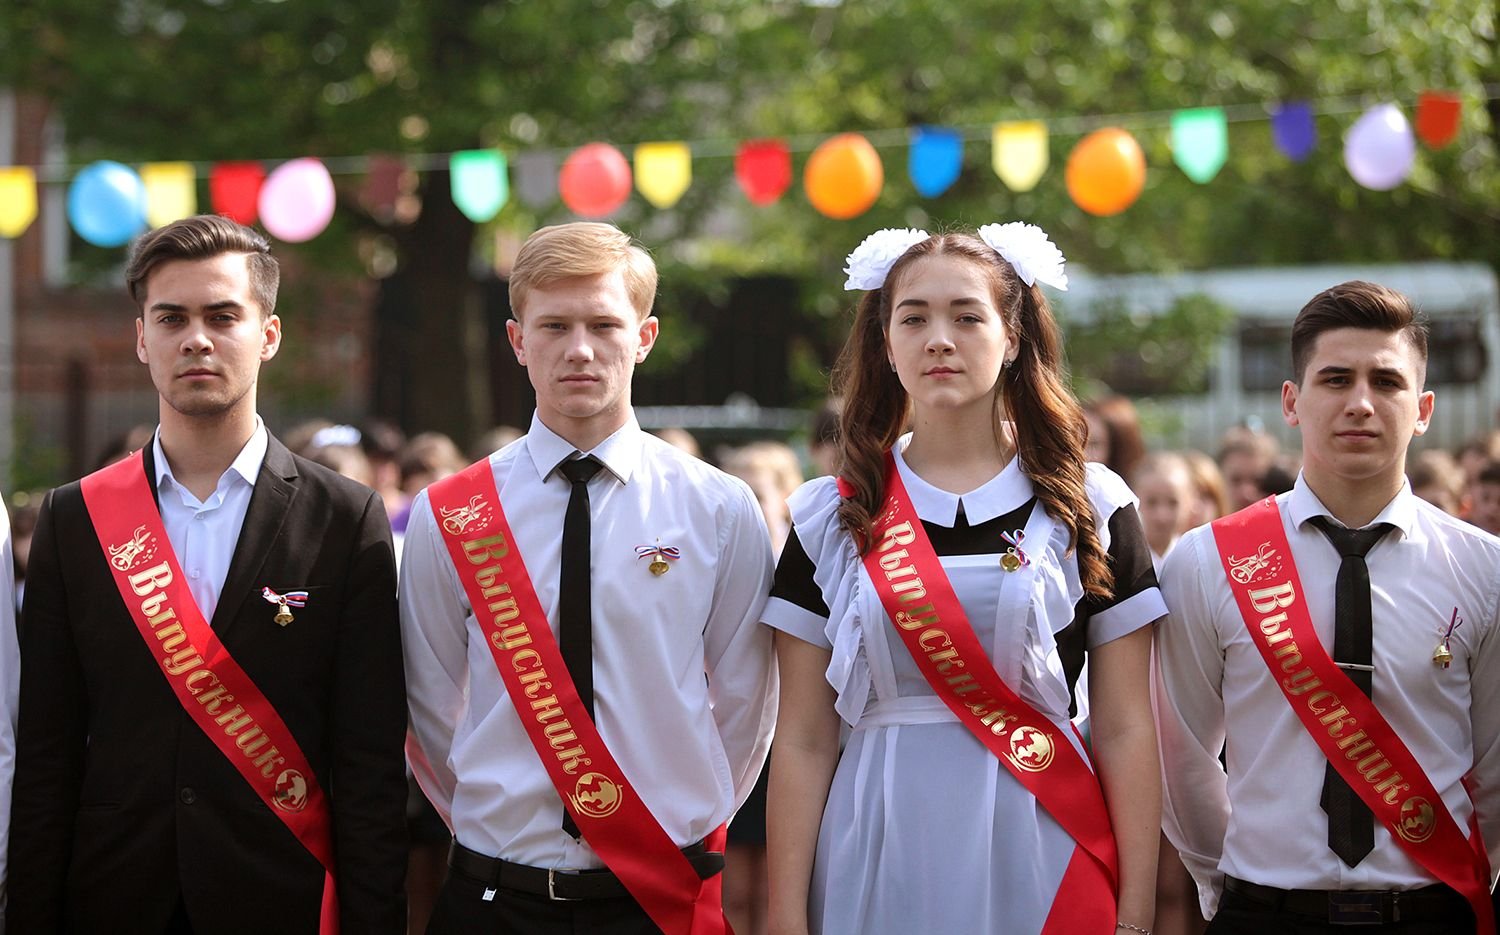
[9,215,408,934]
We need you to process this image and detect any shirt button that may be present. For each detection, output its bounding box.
[179,787,196,805]
[189,569,201,580]
[193,513,206,521]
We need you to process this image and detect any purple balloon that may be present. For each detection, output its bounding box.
[1270,102,1316,162]
[1344,104,1415,191]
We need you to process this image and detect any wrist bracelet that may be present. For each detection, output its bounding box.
[1117,924,1151,935]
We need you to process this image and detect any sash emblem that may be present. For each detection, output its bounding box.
[568,771,624,819]
[273,768,309,812]
[1003,724,1055,773]
[1227,542,1279,584]
[108,524,156,571]
[438,494,493,535]
[1396,796,1436,844]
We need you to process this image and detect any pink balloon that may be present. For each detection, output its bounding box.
[258,158,336,242]
[1344,105,1416,191]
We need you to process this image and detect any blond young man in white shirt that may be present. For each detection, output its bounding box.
[1155,281,1500,934]
[400,222,775,934]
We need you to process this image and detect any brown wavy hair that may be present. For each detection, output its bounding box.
[831,231,1112,598]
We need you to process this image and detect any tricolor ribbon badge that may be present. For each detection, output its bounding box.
[262,586,309,626]
[1000,529,1029,572]
[634,542,682,576]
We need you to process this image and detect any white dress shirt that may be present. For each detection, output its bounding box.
[400,413,776,869]
[152,422,268,623]
[1155,474,1500,917]
[0,500,17,926]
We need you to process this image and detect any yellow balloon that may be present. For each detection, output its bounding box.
[0,167,37,238]
[1065,128,1147,216]
[803,133,883,220]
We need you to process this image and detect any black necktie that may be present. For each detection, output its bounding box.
[557,455,603,839]
[1308,516,1393,868]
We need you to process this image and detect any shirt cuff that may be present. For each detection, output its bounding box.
[1087,587,1168,648]
[761,596,831,649]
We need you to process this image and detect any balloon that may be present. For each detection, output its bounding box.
[67,161,148,247]
[258,158,336,241]
[210,162,265,224]
[804,133,883,220]
[1344,104,1415,191]
[735,139,791,205]
[559,143,632,218]
[1065,128,1146,216]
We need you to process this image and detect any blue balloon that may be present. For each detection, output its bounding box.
[908,126,963,198]
[67,161,148,247]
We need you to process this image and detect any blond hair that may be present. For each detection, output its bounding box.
[508,222,657,318]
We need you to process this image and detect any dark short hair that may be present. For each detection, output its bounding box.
[1290,280,1428,384]
[125,214,280,316]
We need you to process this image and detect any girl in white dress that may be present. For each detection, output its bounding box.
[764,226,1164,935]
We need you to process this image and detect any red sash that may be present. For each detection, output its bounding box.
[1212,497,1494,933]
[428,460,729,935]
[79,452,338,934]
[854,453,1119,934]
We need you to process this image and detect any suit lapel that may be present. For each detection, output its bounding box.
[212,435,300,633]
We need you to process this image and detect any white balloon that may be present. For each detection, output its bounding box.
[1344,104,1416,191]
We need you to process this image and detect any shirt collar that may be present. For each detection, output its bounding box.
[152,418,269,494]
[523,411,642,485]
[1286,471,1418,539]
[892,433,1034,527]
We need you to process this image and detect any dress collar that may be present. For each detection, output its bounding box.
[523,411,641,486]
[892,433,1034,527]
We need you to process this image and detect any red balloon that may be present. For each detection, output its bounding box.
[210,162,265,225]
[735,139,791,206]
[1415,91,1461,149]
[559,143,632,218]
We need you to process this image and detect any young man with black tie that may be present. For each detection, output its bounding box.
[400,221,775,934]
[8,215,409,934]
[1155,281,1500,933]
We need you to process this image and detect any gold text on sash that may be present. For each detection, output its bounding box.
[127,562,286,778]
[1247,580,1411,806]
[877,520,1020,737]
[462,532,593,776]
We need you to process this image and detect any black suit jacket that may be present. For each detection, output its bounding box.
[8,436,408,934]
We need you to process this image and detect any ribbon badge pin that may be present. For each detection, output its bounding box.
[1000,529,1030,572]
[634,540,681,576]
[1433,607,1463,668]
[261,586,309,626]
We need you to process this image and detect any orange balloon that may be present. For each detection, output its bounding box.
[1065,128,1146,216]
[803,133,884,220]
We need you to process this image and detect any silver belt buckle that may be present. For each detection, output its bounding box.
[547,868,581,902]
[1327,890,1384,925]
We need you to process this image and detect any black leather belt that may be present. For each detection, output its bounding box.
[1223,875,1470,925]
[449,840,724,901]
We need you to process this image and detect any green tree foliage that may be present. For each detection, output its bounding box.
[3,0,1495,425]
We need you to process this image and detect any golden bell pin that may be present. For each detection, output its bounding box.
[261,586,308,627]
[1432,643,1453,667]
[999,529,1029,572]
[635,541,682,576]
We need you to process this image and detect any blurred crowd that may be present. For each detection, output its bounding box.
[9,392,1499,935]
